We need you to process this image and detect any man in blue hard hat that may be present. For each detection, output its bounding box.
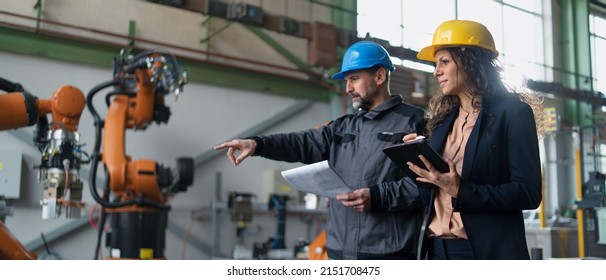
[214,41,426,259]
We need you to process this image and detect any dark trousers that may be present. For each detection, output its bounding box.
[428,237,475,260]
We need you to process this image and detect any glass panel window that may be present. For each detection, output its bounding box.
[357,0,404,45]
[595,16,606,37]
[595,38,606,93]
[356,0,549,86]
[401,0,455,51]
[590,13,606,94]
[501,5,545,85]
[503,0,543,14]
[458,0,504,56]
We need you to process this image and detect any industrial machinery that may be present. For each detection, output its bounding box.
[0,196,36,260]
[307,228,328,260]
[227,191,255,259]
[228,192,255,243]
[252,194,292,259]
[227,193,318,260]
[0,77,87,259]
[576,124,606,258]
[86,49,193,259]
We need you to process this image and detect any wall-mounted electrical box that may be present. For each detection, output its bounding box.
[227,3,264,26]
[0,148,22,199]
[205,0,228,17]
[280,17,301,36]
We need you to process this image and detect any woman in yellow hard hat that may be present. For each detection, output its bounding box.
[404,20,544,259]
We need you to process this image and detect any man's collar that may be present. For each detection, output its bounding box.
[358,95,402,119]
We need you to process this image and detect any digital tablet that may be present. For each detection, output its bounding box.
[382,138,449,176]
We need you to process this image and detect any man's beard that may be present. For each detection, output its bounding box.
[351,81,377,111]
[352,98,363,110]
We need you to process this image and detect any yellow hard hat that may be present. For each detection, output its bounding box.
[417,19,499,62]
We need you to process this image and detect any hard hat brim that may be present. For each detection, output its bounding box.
[331,65,395,80]
[417,44,499,63]
[331,71,347,80]
[417,45,438,62]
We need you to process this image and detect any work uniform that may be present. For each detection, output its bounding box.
[253,95,426,259]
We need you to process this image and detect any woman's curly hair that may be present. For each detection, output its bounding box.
[424,47,545,138]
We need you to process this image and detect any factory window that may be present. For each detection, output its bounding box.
[356,0,455,72]
[356,0,548,89]
[590,12,606,95]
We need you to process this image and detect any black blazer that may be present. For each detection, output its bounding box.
[420,95,542,259]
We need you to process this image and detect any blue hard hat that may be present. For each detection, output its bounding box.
[332,41,395,80]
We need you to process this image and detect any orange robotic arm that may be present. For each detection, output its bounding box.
[87,50,192,259]
[102,67,166,203]
[0,78,84,131]
[0,78,87,260]
[308,229,328,260]
[0,220,38,260]
[88,52,190,208]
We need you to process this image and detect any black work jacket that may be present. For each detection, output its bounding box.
[257,95,427,259]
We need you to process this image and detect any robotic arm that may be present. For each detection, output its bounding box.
[87,50,193,259]
[0,78,87,259]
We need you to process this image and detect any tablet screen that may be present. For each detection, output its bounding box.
[383,138,449,174]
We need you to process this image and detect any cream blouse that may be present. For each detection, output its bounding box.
[427,108,479,239]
